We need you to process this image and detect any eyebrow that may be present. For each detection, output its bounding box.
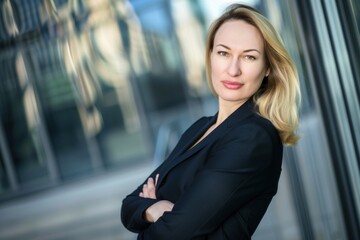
[215,44,261,53]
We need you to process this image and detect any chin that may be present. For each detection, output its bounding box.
[219,95,246,103]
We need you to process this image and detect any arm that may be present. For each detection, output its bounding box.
[141,175,174,223]
[121,117,209,232]
[206,193,275,239]
[120,170,161,233]
[142,177,276,239]
[139,124,279,240]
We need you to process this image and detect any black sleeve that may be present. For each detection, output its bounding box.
[120,117,209,233]
[206,193,275,239]
[120,168,162,233]
[138,123,278,240]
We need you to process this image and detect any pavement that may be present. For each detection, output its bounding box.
[0,162,154,240]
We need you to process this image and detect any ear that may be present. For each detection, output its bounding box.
[265,68,270,77]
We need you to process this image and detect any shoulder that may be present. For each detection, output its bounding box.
[246,113,281,143]
[209,113,282,170]
[224,112,279,145]
[212,112,282,165]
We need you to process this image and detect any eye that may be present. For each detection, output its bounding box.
[217,51,229,57]
[244,55,256,61]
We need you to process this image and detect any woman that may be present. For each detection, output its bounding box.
[121,4,300,239]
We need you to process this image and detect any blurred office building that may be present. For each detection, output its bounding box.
[0,0,359,239]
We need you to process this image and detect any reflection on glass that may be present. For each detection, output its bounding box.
[82,0,150,164]
[2,0,20,36]
[171,1,207,96]
[0,51,48,184]
[0,147,9,193]
[264,0,347,239]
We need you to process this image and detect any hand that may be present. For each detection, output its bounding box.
[144,200,174,223]
[139,174,159,199]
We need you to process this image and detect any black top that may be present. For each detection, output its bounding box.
[121,100,283,240]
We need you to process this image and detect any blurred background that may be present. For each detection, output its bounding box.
[0,0,359,239]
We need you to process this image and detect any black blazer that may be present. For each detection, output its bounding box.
[121,100,283,240]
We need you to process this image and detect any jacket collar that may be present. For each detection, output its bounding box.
[220,99,255,129]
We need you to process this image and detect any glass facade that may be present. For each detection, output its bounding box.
[0,0,359,239]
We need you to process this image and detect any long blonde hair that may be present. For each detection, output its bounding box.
[205,4,300,145]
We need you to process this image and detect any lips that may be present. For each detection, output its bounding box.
[221,80,244,89]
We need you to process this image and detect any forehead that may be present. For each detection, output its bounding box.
[214,20,264,50]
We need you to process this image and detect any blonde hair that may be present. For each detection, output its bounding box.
[205,4,300,145]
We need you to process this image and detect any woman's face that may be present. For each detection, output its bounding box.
[210,20,269,106]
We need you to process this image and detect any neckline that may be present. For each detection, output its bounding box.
[186,116,217,151]
[184,99,254,153]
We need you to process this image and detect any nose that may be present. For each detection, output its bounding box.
[227,57,241,77]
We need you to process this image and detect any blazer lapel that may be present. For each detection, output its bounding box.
[156,116,215,187]
[156,99,255,188]
[175,116,216,157]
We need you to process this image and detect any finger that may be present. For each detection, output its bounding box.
[142,184,149,198]
[139,192,143,197]
[148,189,156,199]
[147,177,154,188]
[155,174,159,186]
[147,178,155,191]
[147,178,157,199]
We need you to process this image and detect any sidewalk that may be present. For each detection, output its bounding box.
[0,162,154,240]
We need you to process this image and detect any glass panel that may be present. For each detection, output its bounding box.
[0,51,48,184]
[11,0,154,177]
[263,0,348,239]
[350,0,359,31]
[30,38,94,179]
[131,0,189,113]
[0,151,10,194]
[75,1,151,166]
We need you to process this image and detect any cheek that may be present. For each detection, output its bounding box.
[251,64,267,82]
[253,78,264,92]
[210,57,224,80]
[246,67,266,92]
[253,75,264,90]
[210,56,217,75]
